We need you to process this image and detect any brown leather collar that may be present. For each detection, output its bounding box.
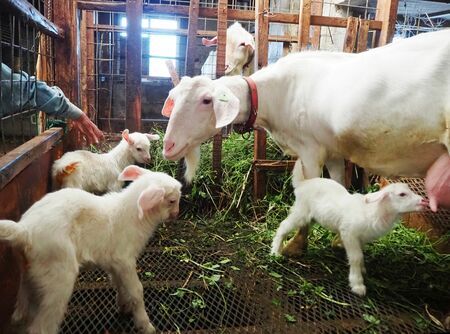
[234,76,258,134]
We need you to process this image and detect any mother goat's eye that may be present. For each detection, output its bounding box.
[202,98,212,105]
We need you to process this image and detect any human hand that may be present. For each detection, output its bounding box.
[72,113,104,146]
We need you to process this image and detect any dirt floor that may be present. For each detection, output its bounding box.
[60,217,449,334]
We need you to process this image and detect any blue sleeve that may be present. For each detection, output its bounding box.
[1,63,82,119]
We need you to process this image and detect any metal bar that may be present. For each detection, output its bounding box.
[0,0,64,38]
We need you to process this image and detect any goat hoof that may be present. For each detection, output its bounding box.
[281,241,307,258]
[331,235,344,249]
[138,322,156,334]
[351,285,366,296]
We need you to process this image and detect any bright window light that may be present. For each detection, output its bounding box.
[119,17,178,77]
[120,18,150,37]
[149,19,178,77]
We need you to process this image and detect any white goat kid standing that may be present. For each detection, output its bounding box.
[52,129,160,192]
[271,178,428,296]
[0,165,181,334]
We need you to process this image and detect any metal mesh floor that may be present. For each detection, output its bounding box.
[59,219,446,334]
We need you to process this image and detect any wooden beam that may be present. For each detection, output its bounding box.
[298,0,312,50]
[212,0,228,185]
[253,0,269,200]
[54,0,78,111]
[376,0,399,46]
[185,0,199,77]
[310,0,324,50]
[0,128,63,189]
[357,19,370,53]
[254,160,296,171]
[343,16,358,53]
[77,1,383,30]
[0,0,64,38]
[125,0,143,132]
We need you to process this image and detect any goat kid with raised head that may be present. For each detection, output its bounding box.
[52,129,160,193]
[271,178,428,296]
[0,166,181,334]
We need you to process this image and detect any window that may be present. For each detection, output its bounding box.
[120,17,178,78]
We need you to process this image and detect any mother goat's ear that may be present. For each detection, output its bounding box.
[212,87,240,129]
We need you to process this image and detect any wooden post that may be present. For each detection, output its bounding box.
[310,0,323,50]
[54,0,78,102]
[343,17,358,53]
[212,0,228,185]
[185,0,199,77]
[253,0,269,200]
[376,0,399,46]
[125,0,143,132]
[356,19,370,53]
[298,0,312,50]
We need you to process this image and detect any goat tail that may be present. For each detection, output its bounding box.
[53,161,80,185]
[0,220,30,250]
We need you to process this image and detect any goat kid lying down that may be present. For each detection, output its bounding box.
[0,166,181,334]
[271,178,427,296]
[52,129,160,193]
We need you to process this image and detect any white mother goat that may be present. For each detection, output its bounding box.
[162,30,450,254]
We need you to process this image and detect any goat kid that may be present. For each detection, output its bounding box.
[271,178,427,296]
[52,129,160,193]
[0,165,181,334]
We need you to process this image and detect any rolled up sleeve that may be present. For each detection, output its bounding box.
[1,63,82,119]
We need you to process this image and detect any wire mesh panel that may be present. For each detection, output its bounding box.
[0,0,56,157]
[84,11,188,132]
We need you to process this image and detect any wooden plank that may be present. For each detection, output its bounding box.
[0,0,64,38]
[0,244,22,333]
[254,160,296,171]
[0,128,63,189]
[185,0,199,77]
[343,17,358,53]
[310,0,324,50]
[80,10,89,118]
[357,19,370,53]
[54,0,78,103]
[77,1,383,30]
[86,11,95,119]
[253,0,269,200]
[125,0,143,132]
[212,0,228,185]
[376,0,399,46]
[216,0,227,78]
[298,0,312,50]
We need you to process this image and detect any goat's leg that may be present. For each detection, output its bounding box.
[341,235,366,296]
[112,262,156,334]
[325,157,345,185]
[27,261,78,334]
[110,270,132,315]
[271,209,307,256]
[283,155,321,258]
